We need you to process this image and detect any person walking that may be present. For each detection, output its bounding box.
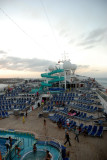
[22,116,25,123]
[64,132,71,146]
[65,129,68,137]
[44,119,46,127]
[43,118,47,136]
[75,127,79,142]
[25,110,28,117]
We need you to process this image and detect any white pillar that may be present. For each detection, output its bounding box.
[59,74,60,88]
[64,71,66,90]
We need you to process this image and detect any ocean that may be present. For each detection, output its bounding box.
[0,84,8,90]
[96,78,107,89]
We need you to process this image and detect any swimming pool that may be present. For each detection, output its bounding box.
[0,130,62,160]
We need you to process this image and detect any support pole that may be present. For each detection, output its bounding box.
[64,71,66,90]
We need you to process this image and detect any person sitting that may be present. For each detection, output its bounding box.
[45,150,52,160]
[9,136,12,148]
[84,128,88,136]
[76,111,80,116]
[79,126,82,134]
[57,118,62,128]
[33,143,37,153]
[15,145,21,158]
[66,119,70,127]
[69,109,73,113]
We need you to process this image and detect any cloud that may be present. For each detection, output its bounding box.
[77,65,90,69]
[58,23,75,44]
[84,45,94,49]
[0,50,7,54]
[78,28,107,48]
[85,28,107,40]
[0,56,56,72]
[91,69,100,72]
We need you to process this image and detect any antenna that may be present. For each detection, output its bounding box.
[58,51,70,63]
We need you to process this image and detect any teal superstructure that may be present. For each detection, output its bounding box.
[31,69,64,93]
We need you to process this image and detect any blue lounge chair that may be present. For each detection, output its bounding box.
[87,125,93,134]
[5,111,9,117]
[93,107,97,112]
[80,113,87,120]
[96,126,103,137]
[79,123,84,129]
[85,115,93,121]
[70,121,76,131]
[89,125,98,136]
[1,111,6,118]
[0,112,2,118]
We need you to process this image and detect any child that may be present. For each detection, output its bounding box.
[33,143,37,153]
[15,145,21,158]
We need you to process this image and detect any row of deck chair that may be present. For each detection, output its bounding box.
[5,93,19,97]
[43,106,53,112]
[49,113,77,130]
[0,97,32,102]
[49,113,103,137]
[74,112,93,121]
[79,124,103,137]
[0,99,31,103]
[54,92,77,97]
[48,101,71,106]
[78,97,94,101]
[0,111,9,118]
[60,107,93,121]
[0,100,31,106]
[14,105,26,110]
[0,105,12,111]
[51,97,74,102]
[76,99,95,105]
[0,102,26,105]
[72,103,98,112]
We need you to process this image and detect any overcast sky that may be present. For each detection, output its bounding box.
[0,0,107,78]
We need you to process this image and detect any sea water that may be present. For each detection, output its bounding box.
[0,84,8,91]
[96,78,107,89]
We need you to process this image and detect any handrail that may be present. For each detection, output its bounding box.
[37,135,62,160]
[20,149,53,160]
[2,139,22,160]
[36,135,62,151]
[97,90,107,102]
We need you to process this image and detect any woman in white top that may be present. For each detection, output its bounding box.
[66,119,70,126]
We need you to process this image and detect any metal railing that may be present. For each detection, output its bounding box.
[97,90,107,102]
[3,139,23,160]
[35,135,62,160]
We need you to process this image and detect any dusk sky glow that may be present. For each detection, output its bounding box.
[0,0,107,78]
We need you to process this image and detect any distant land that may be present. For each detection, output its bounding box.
[0,78,24,84]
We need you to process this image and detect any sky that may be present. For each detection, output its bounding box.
[0,0,107,78]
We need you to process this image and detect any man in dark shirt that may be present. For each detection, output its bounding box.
[64,132,71,146]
